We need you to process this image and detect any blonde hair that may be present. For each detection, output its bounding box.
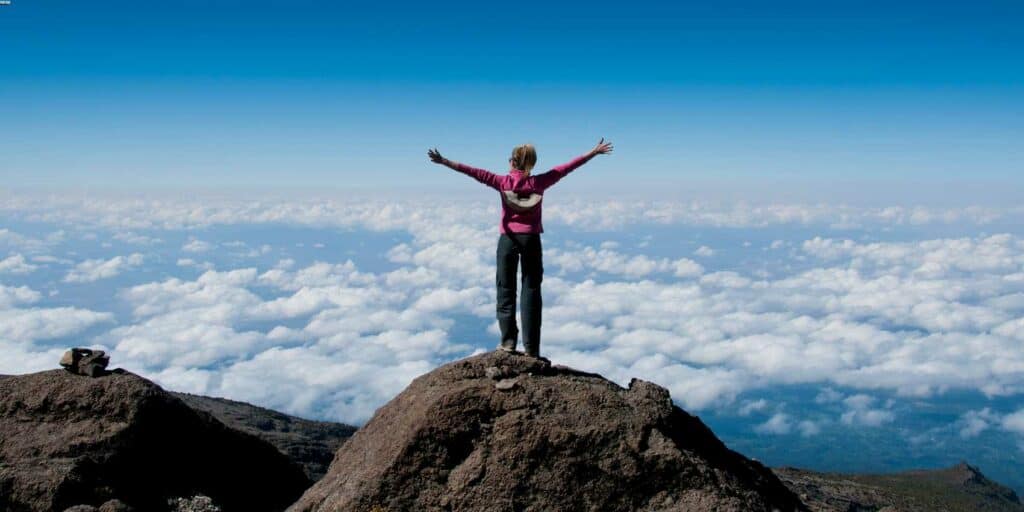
[510,144,537,174]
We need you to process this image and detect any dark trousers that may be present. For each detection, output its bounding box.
[496,233,543,355]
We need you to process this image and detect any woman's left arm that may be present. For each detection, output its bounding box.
[534,138,614,191]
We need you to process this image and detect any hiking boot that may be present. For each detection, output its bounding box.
[522,349,550,364]
[497,338,517,353]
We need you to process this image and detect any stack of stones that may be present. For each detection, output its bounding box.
[59,348,110,377]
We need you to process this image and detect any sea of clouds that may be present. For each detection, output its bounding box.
[2,190,1023,484]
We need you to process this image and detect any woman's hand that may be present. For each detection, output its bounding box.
[590,138,614,156]
[427,147,447,165]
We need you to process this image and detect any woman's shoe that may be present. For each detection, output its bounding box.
[522,350,549,364]
[523,343,540,358]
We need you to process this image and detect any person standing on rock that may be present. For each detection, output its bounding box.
[427,138,614,357]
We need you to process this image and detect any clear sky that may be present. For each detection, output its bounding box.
[2,0,1022,192]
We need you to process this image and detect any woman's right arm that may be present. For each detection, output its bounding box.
[428,147,502,190]
[534,138,613,191]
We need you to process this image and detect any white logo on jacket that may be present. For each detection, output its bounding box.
[501,190,543,213]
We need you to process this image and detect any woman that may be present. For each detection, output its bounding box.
[427,138,614,358]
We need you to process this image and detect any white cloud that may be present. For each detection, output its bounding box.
[0,341,71,375]
[3,191,1015,234]
[673,258,704,278]
[257,261,377,291]
[113,227,1024,420]
[1002,409,1024,436]
[182,238,214,253]
[386,243,414,263]
[176,258,215,271]
[755,413,792,435]
[4,192,1024,426]
[694,245,715,257]
[797,420,822,437]
[0,254,38,275]
[0,284,41,308]
[0,307,115,345]
[738,398,769,416]
[0,282,113,364]
[99,261,473,422]
[840,394,895,427]
[815,388,844,404]
[959,408,1000,439]
[802,234,1024,276]
[0,228,50,253]
[699,271,751,288]
[113,231,163,245]
[32,255,72,264]
[64,253,144,283]
[953,408,1024,440]
[411,287,488,314]
[546,245,703,279]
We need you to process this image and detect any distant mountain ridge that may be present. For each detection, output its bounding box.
[775,462,1024,512]
[171,391,356,481]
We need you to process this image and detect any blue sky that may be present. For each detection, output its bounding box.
[2,0,1022,190]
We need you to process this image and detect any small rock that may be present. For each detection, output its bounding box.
[99,499,134,512]
[168,495,222,512]
[63,506,97,512]
[485,366,502,379]
[494,377,519,390]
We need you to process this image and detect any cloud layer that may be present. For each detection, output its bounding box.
[1,192,1023,431]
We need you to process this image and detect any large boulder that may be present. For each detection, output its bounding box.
[0,369,310,512]
[289,351,807,512]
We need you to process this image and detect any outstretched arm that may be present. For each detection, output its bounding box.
[534,138,613,191]
[428,147,502,190]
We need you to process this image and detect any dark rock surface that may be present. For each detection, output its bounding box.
[289,351,807,512]
[0,369,310,512]
[171,391,356,481]
[775,461,1024,512]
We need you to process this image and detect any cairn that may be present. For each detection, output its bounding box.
[59,348,110,377]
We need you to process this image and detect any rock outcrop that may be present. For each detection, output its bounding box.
[289,351,807,512]
[0,369,310,512]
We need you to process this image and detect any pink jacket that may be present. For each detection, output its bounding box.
[453,152,595,234]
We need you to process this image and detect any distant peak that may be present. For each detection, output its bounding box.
[950,461,985,483]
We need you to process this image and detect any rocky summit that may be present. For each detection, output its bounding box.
[289,351,807,512]
[0,369,310,512]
